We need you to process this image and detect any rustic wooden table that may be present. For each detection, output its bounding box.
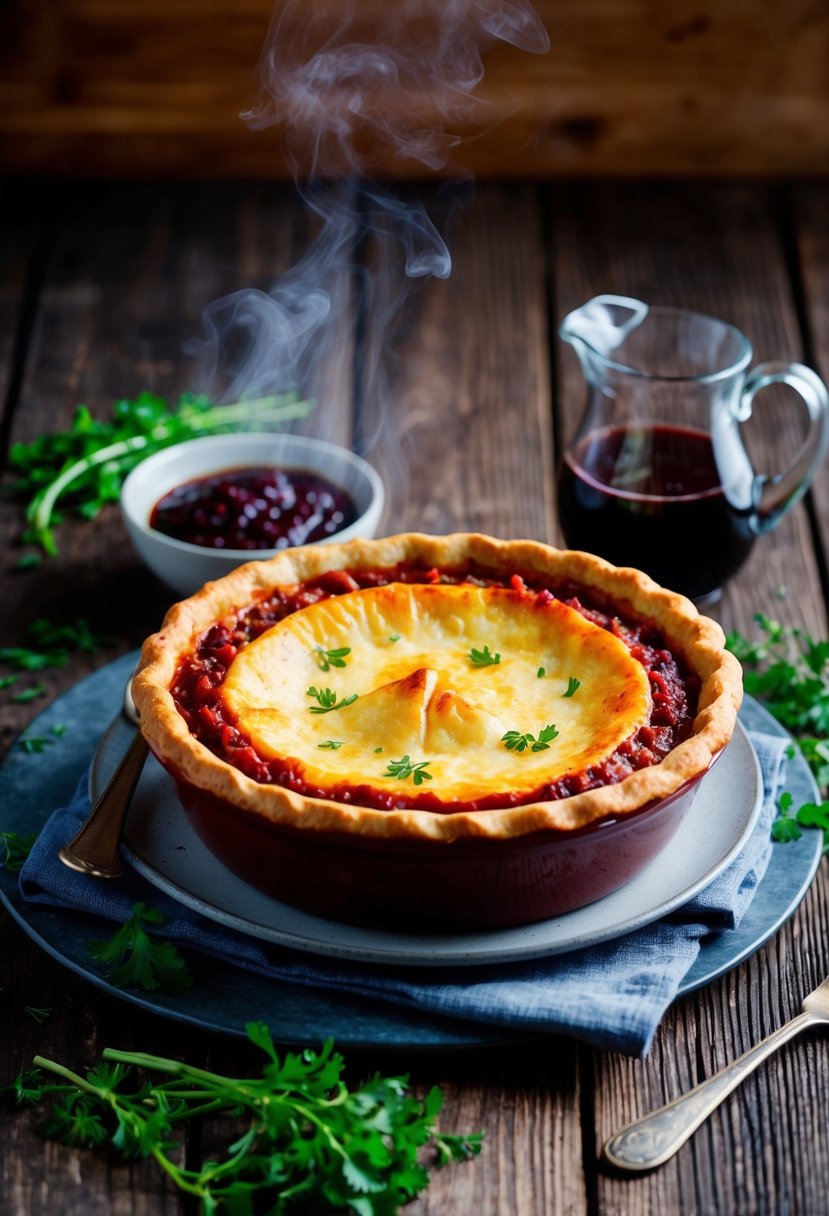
[1,179,828,1214]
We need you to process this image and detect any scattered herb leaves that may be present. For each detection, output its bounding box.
[536,667,545,679]
[726,615,829,736]
[563,676,581,698]
[313,645,351,672]
[0,830,36,872]
[18,724,68,754]
[318,739,344,750]
[727,615,829,848]
[306,686,358,714]
[88,903,193,994]
[469,644,500,667]
[388,633,401,643]
[6,391,314,555]
[10,683,46,704]
[7,1024,482,1214]
[385,755,433,785]
[24,1006,51,1025]
[19,736,49,754]
[501,724,559,753]
[0,618,108,684]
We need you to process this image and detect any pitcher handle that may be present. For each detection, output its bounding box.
[743,361,829,533]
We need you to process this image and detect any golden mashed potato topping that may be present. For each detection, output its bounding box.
[220,583,652,802]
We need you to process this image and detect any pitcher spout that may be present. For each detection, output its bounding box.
[559,294,649,359]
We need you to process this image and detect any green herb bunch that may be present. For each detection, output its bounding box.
[727,613,829,850]
[7,1023,482,1215]
[6,391,313,556]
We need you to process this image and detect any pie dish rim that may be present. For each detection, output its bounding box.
[132,531,744,843]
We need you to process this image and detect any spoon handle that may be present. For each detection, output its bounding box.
[58,731,149,879]
[603,1011,816,1170]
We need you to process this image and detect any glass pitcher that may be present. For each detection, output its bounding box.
[557,295,829,601]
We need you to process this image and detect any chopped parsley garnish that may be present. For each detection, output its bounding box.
[563,676,581,697]
[537,667,545,678]
[385,755,433,785]
[312,645,351,672]
[469,644,500,667]
[88,902,193,994]
[388,633,401,643]
[501,724,559,753]
[318,739,344,749]
[306,686,358,714]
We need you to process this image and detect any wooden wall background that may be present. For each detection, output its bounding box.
[1,0,828,179]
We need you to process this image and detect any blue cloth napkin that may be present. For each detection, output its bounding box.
[19,732,786,1056]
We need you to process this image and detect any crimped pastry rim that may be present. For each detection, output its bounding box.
[133,532,744,843]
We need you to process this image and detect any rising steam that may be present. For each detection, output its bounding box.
[193,0,549,511]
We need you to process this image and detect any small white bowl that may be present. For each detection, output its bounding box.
[121,433,385,597]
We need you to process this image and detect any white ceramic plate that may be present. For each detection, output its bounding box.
[93,718,763,967]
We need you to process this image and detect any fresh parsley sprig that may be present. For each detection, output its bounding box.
[385,755,433,785]
[563,677,581,697]
[502,724,559,753]
[6,1024,482,1214]
[313,645,351,672]
[306,686,358,714]
[469,644,500,667]
[7,391,314,556]
[87,903,193,994]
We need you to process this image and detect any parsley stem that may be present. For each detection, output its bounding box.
[32,1057,101,1097]
[150,1147,207,1199]
[103,1047,241,1088]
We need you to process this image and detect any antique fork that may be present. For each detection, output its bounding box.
[58,677,147,880]
[604,974,829,1171]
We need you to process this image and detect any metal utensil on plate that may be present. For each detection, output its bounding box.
[58,677,147,879]
[604,974,829,1170]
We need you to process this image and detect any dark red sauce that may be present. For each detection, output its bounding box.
[557,424,755,600]
[170,563,700,813]
[150,466,358,551]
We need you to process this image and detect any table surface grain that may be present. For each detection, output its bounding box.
[1,179,828,1216]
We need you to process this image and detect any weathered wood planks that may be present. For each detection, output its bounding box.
[0,179,827,1216]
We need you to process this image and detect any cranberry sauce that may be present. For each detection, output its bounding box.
[150,466,359,551]
[557,424,755,600]
[170,565,700,813]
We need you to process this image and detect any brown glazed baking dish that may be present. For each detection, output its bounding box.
[132,532,743,929]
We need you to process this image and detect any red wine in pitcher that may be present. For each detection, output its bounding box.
[557,424,755,600]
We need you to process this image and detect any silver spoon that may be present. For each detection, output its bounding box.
[604,973,829,1170]
[58,677,148,879]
